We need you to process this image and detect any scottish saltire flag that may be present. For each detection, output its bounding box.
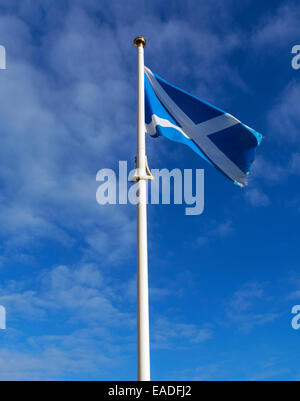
[144,66,262,187]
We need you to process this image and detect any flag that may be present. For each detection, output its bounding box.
[144,66,262,187]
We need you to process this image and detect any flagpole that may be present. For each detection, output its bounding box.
[133,36,151,381]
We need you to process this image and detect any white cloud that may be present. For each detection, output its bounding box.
[250,156,287,183]
[225,282,279,332]
[252,3,300,48]
[267,82,300,144]
[245,187,270,207]
[0,327,123,380]
[290,153,300,175]
[0,262,135,328]
[195,220,234,247]
[151,316,213,349]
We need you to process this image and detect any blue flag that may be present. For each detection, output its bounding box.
[144,66,262,187]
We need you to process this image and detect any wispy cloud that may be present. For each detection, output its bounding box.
[195,220,234,247]
[225,282,279,332]
[0,263,135,326]
[251,2,300,48]
[250,156,287,183]
[267,82,300,144]
[151,316,213,349]
[245,187,270,207]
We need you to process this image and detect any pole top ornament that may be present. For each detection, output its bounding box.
[134,36,146,47]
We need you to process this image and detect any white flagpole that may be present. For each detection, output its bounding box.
[133,36,151,381]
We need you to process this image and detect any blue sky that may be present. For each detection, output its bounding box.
[0,0,300,380]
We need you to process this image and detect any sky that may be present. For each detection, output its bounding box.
[0,0,300,381]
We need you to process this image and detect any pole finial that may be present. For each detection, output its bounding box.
[134,36,146,48]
